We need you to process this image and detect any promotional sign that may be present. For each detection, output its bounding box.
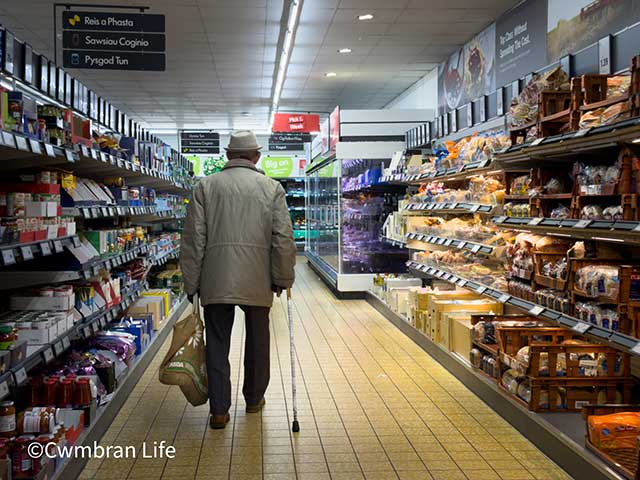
[268,133,310,151]
[272,113,320,133]
[62,10,166,71]
[261,157,294,177]
[495,0,547,87]
[320,119,329,155]
[180,131,220,154]
[329,106,340,154]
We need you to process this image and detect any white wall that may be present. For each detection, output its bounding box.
[385,69,438,110]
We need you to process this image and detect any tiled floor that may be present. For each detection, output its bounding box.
[80,263,573,480]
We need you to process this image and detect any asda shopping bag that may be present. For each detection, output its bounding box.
[159,295,208,406]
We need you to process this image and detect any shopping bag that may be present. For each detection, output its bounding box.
[159,295,208,406]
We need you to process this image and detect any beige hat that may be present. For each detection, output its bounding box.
[225,130,262,152]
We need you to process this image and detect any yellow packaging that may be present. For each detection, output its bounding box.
[430,299,502,341]
[438,312,471,350]
[451,317,475,358]
[143,289,171,317]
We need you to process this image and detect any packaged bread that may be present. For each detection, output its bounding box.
[588,412,640,450]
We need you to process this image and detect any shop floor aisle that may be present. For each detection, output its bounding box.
[79,264,573,480]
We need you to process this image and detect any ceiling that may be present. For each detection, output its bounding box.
[0,0,519,133]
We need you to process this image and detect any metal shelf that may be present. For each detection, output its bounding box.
[404,202,497,215]
[381,159,494,185]
[406,260,640,358]
[0,235,79,267]
[405,233,494,255]
[379,236,407,248]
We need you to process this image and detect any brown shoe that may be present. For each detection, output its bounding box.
[246,398,265,413]
[209,413,230,429]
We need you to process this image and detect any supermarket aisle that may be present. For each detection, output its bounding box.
[80,263,571,480]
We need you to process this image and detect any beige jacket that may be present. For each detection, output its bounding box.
[180,158,296,307]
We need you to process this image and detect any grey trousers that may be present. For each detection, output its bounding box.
[203,304,270,415]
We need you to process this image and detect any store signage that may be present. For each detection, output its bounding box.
[180,131,220,154]
[261,157,294,177]
[329,106,340,153]
[272,113,320,133]
[62,10,165,71]
[269,133,310,151]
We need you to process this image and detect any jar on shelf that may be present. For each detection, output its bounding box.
[42,378,58,407]
[0,437,10,460]
[57,379,73,408]
[0,401,16,438]
[11,435,35,478]
[74,378,92,407]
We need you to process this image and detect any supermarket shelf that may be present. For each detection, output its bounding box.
[51,295,189,480]
[405,260,640,358]
[379,236,407,248]
[64,205,169,220]
[367,291,623,480]
[0,131,192,194]
[405,232,494,255]
[152,247,180,266]
[381,158,495,185]
[342,182,408,195]
[404,202,498,215]
[493,216,640,245]
[496,118,640,166]
[0,279,150,401]
[0,235,79,267]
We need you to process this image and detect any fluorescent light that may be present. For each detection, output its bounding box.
[357,13,374,20]
[338,48,352,53]
[325,72,337,77]
[633,137,640,143]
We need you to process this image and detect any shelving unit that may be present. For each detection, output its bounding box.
[277,177,306,250]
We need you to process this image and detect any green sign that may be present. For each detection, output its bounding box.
[261,157,293,178]
[185,155,202,176]
[318,162,337,178]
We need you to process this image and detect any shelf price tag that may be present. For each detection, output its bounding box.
[99,152,107,163]
[64,149,74,162]
[99,317,107,329]
[476,285,487,295]
[469,204,482,213]
[13,368,28,386]
[572,322,591,334]
[457,241,467,250]
[42,347,54,364]
[471,244,482,254]
[20,246,33,261]
[80,145,90,157]
[90,149,98,160]
[448,203,458,210]
[91,323,99,334]
[630,343,640,356]
[528,217,544,226]
[493,216,508,224]
[574,219,592,229]
[40,242,52,256]
[44,144,56,157]
[575,128,590,138]
[29,139,42,155]
[101,207,109,217]
[2,249,15,266]
[62,336,71,350]
[82,327,91,339]
[530,137,545,146]
[15,136,29,151]
[0,382,9,400]
[1,132,15,148]
[53,341,64,357]
[53,240,63,253]
[444,239,453,246]
[529,305,545,316]
[498,294,511,304]
[72,236,81,248]
[457,279,468,288]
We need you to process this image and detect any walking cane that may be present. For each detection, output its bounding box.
[287,288,300,432]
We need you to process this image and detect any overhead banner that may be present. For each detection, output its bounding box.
[260,157,307,178]
[268,133,310,151]
[62,10,166,71]
[272,113,320,133]
[495,0,547,87]
[180,131,220,154]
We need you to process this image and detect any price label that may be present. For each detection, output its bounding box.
[529,305,545,316]
[2,249,15,266]
[91,322,99,334]
[109,155,116,165]
[72,236,81,248]
[20,246,33,261]
[44,144,56,157]
[437,238,446,245]
[62,336,71,350]
[40,242,52,256]
[105,259,112,269]
[575,128,591,138]
[29,139,42,155]
[470,205,482,213]
[64,149,75,162]
[99,317,107,329]
[83,327,91,338]
[471,244,482,254]
[82,270,91,280]
[90,149,98,160]
[630,343,640,356]
[54,240,63,253]
[494,216,508,224]
[99,152,107,162]
[437,271,447,279]
[109,208,115,217]
[1,132,15,148]
[124,162,132,170]
[81,208,89,219]
[14,368,28,386]
[498,294,511,303]
[53,341,64,356]
[529,217,544,226]
[42,347,54,364]
[117,207,124,216]
[574,220,592,229]
[530,137,545,146]
[0,382,9,400]
[457,241,467,250]
[448,203,458,210]
[101,207,109,217]
[15,136,29,151]
[457,279,467,288]
[572,322,591,334]
[80,145,90,157]
[92,266,100,276]
[444,239,453,246]
[476,285,487,295]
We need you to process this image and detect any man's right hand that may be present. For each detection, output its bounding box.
[271,284,284,297]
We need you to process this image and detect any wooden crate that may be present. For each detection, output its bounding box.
[537,90,573,137]
[632,55,640,118]
[568,258,639,305]
[496,326,581,357]
[582,404,640,480]
[533,250,570,291]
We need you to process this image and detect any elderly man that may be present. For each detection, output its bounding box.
[180,130,297,429]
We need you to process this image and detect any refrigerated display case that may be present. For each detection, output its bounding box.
[276,177,306,251]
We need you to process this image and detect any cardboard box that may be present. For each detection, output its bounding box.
[430,299,501,341]
[128,296,165,330]
[17,321,56,345]
[439,312,471,351]
[10,294,75,311]
[143,289,172,317]
[25,201,58,217]
[451,317,474,359]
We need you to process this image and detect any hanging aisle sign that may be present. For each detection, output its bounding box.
[268,133,310,152]
[62,10,166,71]
[180,131,220,154]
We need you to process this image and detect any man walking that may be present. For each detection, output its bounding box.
[180,130,297,429]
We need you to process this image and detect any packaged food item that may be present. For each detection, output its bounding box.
[588,412,640,450]
[550,204,570,219]
[581,205,604,220]
[574,265,620,301]
[0,401,16,438]
[502,369,526,394]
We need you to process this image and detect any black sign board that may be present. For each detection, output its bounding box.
[63,50,165,71]
[62,11,165,33]
[268,133,308,151]
[180,131,220,154]
[63,31,165,52]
